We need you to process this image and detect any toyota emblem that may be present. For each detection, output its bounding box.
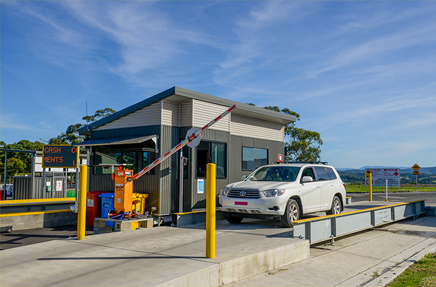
[240,191,247,197]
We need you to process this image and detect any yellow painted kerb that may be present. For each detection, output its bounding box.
[174,208,220,215]
[0,210,72,217]
[0,198,76,205]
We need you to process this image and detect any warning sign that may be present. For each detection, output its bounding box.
[365,168,400,187]
[56,180,63,191]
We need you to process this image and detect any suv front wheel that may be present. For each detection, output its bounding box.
[227,215,243,224]
[280,199,300,228]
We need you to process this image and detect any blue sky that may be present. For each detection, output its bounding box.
[1,1,436,169]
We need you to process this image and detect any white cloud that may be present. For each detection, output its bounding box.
[1,115,40,131]
[214,2,308,85]
[307,18,436,78]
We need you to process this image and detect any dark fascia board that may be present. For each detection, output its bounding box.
[79,86,296,135]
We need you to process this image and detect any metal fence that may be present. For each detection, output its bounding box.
[13,175,67,200]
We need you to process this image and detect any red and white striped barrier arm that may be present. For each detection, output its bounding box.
[133,104,237,180]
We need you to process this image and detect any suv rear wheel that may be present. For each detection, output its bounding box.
[280,199,300,228]
[326,195,342,215]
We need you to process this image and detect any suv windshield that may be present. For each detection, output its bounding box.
[246,166,300,182]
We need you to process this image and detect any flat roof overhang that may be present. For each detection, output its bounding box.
[74,135,158,150]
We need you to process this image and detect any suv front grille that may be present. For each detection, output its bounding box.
[228,189,260,199]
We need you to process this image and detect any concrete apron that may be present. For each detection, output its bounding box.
[0,219,309,287]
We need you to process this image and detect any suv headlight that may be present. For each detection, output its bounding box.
[263,189,285,197]
[221,187,231,196]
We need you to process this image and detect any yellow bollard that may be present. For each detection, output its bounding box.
[206,163,216,258]
[77,165,88,240]
[366,170,372,202]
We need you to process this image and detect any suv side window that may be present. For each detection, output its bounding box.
[314,167,328,181]
[301,167,315,182]
[326,167,337,180]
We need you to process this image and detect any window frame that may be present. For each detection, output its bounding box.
[241,146,269,171]
[196,140,227,179]
[92,146,156,175]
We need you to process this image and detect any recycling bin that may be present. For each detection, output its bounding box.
[86,191,104,227]
[132,193,149,215]
[99,193,115,229]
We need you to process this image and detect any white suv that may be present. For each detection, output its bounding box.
[219,163,346,227]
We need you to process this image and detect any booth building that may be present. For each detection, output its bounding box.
[78,87,296,216]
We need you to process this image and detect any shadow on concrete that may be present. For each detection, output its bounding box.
[0,225,94,251]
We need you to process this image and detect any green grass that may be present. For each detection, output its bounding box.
[345,184,436,193]
[387,253,436,287]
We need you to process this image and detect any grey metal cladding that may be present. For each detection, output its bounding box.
[159,126,181,214]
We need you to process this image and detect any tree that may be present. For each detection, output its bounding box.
[0,140,44,175]
[248,104,323,162]
[6,158,26,175]
[48,108,116,145]
[0,108,117,177]
[286,128,323,162]
[82,108,116,124]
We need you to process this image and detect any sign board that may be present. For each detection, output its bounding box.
[42,145,79,168]
[365,168,400,187]
[413,170,420,175]
[56,180,63,191]
[412,164,420,171]
[197,179,205,194]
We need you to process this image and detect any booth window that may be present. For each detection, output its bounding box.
[242,147,268,171]
[196,141,226,178]
[93,147,155,175]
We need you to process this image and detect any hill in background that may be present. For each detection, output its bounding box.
[337,166,436,185]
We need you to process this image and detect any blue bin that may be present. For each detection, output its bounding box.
[99,193,115,229]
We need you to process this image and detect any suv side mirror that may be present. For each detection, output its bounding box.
[241,175,248,181]
[301,176,313,183]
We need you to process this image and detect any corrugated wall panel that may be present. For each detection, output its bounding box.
[162,101,180,127]
[180,100,192,127]
[231,114,284,142]
[159,126,181,214]
[192,99,230,132]
[95,102,162,130]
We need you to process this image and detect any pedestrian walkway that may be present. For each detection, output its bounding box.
[226,215,436,287]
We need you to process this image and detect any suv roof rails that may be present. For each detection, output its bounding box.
[276,161,328,165]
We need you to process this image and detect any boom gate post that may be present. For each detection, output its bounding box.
[206,163,216,258]
[77,165,87,240]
